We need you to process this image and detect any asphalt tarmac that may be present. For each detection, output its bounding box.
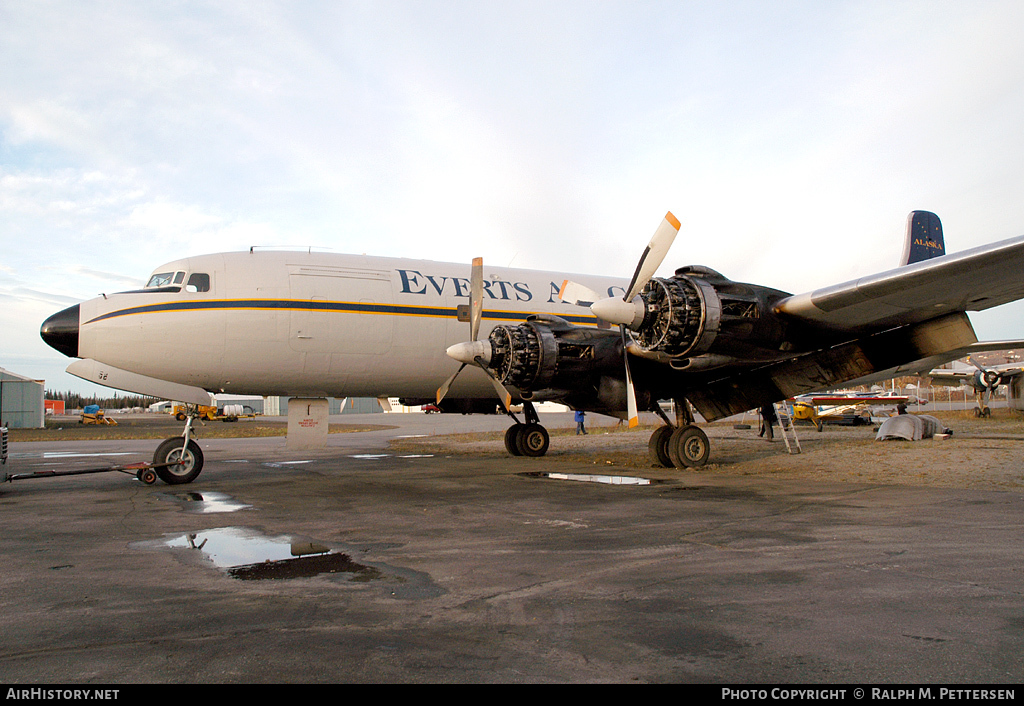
[1,412,1022,684]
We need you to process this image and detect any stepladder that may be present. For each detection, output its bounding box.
[773,401,801,454]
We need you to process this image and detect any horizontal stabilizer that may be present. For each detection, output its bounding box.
[66,359,215,406]
[900,210,945,266]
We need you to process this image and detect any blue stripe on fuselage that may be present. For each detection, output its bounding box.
[83,299,599,326]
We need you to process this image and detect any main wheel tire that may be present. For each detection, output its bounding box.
[668,425,710,468]
[153,437,204,485]
[648,425,673,468]
[504,425,524,456]
[516,423,550,457]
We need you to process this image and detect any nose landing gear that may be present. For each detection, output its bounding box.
[152,409,205,484]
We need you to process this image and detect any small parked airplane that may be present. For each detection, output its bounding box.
[40,209,1024,484]
[791,392,912,431]
[927,357,1024,417]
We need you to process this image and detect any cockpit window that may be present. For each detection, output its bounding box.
[187,273,210,292]
[173,271,185,284]
[146,272,179,288]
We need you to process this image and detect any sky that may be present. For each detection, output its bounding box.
[3,0,1024,395]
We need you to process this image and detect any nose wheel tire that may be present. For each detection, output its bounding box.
[667,425,710,468]
[153,437,204,485]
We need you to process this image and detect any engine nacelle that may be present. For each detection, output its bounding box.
[630,267,790,365]
[972,369,1001,392]
[484,315,628,413]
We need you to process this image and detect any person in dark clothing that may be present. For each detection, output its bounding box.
[759,404,777,441]
[575,410,587,435]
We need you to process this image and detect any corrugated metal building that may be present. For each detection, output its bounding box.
[0,368,45,429]
[265,397,387,416]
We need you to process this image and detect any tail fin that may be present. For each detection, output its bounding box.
[899,210,945,266]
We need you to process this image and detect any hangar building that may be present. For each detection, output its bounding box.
[0,368,45,429]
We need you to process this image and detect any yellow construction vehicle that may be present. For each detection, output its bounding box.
[80,405,118,425]
[172,403,257,422]
[173,404,218,421]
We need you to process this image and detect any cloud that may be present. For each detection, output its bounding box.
[4,1,1024,395]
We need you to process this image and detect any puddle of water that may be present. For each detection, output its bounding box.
[522,472,654,486]
[350,454,390,459]
[134,528,447,597]
[147,527,376,581]
[163,492,251,514]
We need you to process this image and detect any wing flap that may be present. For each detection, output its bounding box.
[686,313,979,420]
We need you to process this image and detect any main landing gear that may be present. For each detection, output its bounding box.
[647,400,711,469]
[502,401,551,457]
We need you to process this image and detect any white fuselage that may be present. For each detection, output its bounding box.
[77,251,627,400]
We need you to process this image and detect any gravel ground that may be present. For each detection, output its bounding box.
[390,410,1024,491]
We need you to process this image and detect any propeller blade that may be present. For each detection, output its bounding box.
[476,357,513,410]
[621,327,639,428]
[436,363,467,404]
[470,257,483,341]
[624,211,680,302]
[558,280,600,307]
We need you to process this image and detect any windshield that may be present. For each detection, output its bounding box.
[146,271,182,288]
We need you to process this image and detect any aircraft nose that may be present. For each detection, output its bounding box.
[40,304,81,358]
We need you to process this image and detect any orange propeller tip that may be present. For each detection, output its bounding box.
[665,212,680,230]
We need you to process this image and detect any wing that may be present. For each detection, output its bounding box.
[682,233,1024,421]
[774,234,1024,333]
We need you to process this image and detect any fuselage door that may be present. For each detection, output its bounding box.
[288,265,394,355]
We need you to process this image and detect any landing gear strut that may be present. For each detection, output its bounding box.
[502,401,550,457]
[648,398,711,469]
[153,409,205,484]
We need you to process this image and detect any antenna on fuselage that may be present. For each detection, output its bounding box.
[248,246,333,254]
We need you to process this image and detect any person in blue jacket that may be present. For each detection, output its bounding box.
[575,410,587,435]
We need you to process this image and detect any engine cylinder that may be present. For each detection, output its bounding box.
[629,269,788,363]
[632,275,720,357]
[485,316,623,405]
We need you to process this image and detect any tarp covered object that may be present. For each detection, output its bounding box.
[875,414,949,441]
